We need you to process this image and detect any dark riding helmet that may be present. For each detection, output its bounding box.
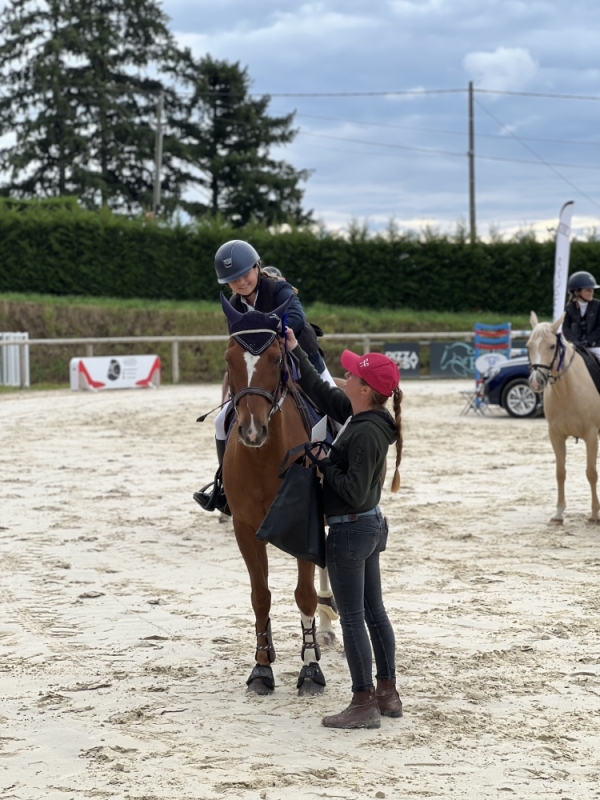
[262,266,283,278]
[214,240,260,285]
[567,271,600,292]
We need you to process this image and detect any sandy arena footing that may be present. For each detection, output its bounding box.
[1,381,600,799]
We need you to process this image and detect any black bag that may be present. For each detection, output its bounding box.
[255,443,328,568]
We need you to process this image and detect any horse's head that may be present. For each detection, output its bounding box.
[527,311,565,392]
[221,293,291,447]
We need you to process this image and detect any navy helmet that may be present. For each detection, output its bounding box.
[567,271,600,292]
[214,240,260,285]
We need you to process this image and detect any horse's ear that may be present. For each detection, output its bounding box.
[551,312,565,333]
[220,292,244,328]
[269,294,293,329]
[530,311,539,328]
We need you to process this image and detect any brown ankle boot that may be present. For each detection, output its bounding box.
[322,688,381,729]
[376,677,403,718]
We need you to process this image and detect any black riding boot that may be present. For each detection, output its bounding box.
[215,437,226,468]
[193,438,231,516]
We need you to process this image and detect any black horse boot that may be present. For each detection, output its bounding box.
[322,688,381,729]
[375,677,403,718]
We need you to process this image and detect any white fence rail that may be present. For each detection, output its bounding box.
[0,330,531,389]
[0,332,30,387]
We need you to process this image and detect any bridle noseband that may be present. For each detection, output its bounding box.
[529,330,573,388]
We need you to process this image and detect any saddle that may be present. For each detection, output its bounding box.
[574,344,600,394]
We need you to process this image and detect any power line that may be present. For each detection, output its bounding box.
[296,112,600,148]
[474,99,600,210]
[476,88,600,102]
[298,129,600,171]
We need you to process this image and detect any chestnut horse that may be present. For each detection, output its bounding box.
[528,311,600,523]
[220,295,335,695]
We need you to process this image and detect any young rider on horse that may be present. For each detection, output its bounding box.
[195,239,334,511]
[286,327,403,729]
[562,271,600,354]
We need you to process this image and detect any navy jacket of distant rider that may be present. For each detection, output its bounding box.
[562,299,600,348]
[229,274,326,373]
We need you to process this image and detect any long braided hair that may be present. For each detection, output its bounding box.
[363,382,403,492]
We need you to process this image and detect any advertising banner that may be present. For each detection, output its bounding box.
[70,355,161,391]
[383,343,420,379]
[429,342,474,378]
[553,201,574,322]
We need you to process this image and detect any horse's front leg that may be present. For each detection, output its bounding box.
[548,428,567,524]
[233,520,276,694]
[295,560,326,696]
[317,566,338,647]
[584,431,600,522]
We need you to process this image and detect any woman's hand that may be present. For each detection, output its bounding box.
[285,327,299,350]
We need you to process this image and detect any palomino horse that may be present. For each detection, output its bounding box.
[528,311,600,523]
[219,294,336,695]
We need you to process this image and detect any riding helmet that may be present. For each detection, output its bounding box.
[214,240,260,285]
[567,271,600,292]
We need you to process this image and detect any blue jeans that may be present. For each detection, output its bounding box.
[326,511,396,693]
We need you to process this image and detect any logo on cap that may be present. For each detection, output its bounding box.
[359,358,370,367]
[224,258,232,268]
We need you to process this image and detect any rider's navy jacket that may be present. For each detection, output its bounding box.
[229,274,306,332]
[230,274,325,372]
[563,299,600,348]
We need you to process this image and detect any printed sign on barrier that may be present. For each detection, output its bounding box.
[70,355,161,391]
[429,342,475,378]
[383,343,420,378]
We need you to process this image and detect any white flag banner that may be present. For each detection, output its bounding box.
[553,201,574,322]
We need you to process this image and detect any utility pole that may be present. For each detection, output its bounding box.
[153,93,164,217]
[468,81,476,244]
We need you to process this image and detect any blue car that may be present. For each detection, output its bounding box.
[482,356,543,418]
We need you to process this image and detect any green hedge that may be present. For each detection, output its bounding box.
[1,200,599,314]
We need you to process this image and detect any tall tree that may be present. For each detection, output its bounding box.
[176,55,312,227]
[0,0,186,213]
[0,0,86,197]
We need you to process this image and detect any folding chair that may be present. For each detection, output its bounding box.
[460,322,512,415]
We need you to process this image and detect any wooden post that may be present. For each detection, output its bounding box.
[172,340,180,384]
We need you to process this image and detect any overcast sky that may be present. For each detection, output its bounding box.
[163,0,600,239]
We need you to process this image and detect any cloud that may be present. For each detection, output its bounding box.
[463,46,537,91]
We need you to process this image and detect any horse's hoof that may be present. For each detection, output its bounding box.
[247,678,274,695]
[246,664,274,695]
[316,629,336,648]
[297,662,326,696]
[586,518,600,525]
[549,518,564,525]
[298,678,325,696]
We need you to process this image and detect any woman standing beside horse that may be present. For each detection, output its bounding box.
[286,328,404,730]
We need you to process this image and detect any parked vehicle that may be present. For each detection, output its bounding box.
[483,356,543,418]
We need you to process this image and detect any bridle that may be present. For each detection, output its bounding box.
[228,329,288,420]
[529,330,575,388]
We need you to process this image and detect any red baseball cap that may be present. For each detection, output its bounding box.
[340,350,400,397]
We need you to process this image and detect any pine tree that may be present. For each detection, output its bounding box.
[176,55,312,227]
[0,0,187,213]
[0,0,86,197]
